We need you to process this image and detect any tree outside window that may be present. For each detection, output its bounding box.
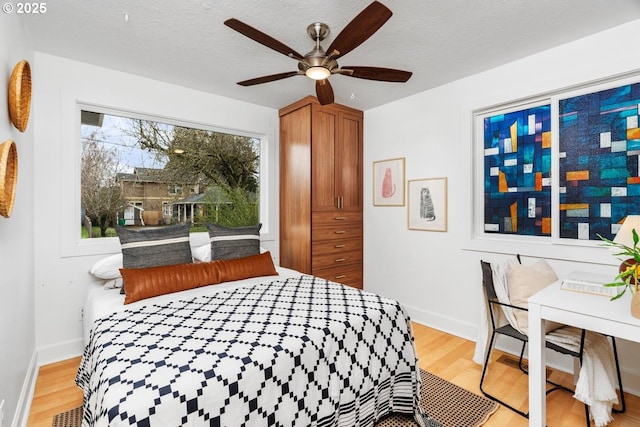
[80,110,260,238]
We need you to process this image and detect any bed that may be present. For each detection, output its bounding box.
[77,264,425,426]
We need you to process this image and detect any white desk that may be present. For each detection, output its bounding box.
[528,280,640,426]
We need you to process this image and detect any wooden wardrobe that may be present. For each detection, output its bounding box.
[279,96,363,289]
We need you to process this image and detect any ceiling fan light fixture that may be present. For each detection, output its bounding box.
[225,1,412,105]
[305,66,331,80]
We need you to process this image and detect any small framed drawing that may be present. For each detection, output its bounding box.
[373,157,405,206]
[408,177,448,231]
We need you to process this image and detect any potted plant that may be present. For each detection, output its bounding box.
[598,229,640,318]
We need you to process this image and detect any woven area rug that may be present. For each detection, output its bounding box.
[375,370,499,427]
[52,405,82,427]
[53,370,498,427]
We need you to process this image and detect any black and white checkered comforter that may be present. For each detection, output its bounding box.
[76,275,422,426]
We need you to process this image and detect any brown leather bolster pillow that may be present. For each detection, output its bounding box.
[215,251,278,283]
[121,261,221,304]
[120,251,278,304]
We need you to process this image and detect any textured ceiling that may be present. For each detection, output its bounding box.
[20,0,640,111]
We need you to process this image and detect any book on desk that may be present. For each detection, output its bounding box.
[560,271,619,297]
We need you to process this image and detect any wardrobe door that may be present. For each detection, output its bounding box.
[279,104,312,273]
[335,111,363,212]
[311,105,338,212]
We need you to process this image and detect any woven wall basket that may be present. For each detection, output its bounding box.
[0,140,18,218]
[8,60,31,132]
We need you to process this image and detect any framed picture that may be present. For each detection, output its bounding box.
[408,177,447,231]
[373,157,405,206]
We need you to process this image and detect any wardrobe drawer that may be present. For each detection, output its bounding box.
[312,223,362,241]
[312,263,363,289]
[312,238,362,256]
[312,211,362,224]
[312,249,362,269]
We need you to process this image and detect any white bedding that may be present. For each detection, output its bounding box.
[83,266,304,345]
[78,269,425,426]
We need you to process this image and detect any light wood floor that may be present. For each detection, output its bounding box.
[27,323,640,427]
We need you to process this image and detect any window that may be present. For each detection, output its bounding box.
[168,185,183,195]
[472,74,640,247]
[80,109,261,239]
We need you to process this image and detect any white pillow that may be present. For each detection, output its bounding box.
[506,259,563,334]
[104,277,124,289]
[192,244,268,263]
[89,253,123,280]
[90,243,219,279]
[192,244,211,262]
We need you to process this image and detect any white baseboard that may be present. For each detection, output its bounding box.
[12,351,38,427]
[404,302,640,397]
[37,338,84,366]
[404,302,480,342]
[621,368,640,398]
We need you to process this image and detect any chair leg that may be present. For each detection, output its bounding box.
[520,342,574,395]
[479,331,529,419]
[584,403,590,427]
[517,341,528,374]
[577,332,626,426]
[610,336,626,414]
[479,330,497,395]
[578,330,591,427]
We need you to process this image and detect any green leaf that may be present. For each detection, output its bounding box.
[604,282,627,287]
[610,290,625,301]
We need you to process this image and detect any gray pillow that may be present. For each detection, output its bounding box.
[116,223,193,269]
[206,223,261,260]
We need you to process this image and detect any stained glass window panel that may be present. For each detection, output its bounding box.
[558,82,640,240]
[483,104,552,236]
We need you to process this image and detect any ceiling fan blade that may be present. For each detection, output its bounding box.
[237,71,300,86]
[224,18,303,60]
[341,66,412,82]
[316,79,334,105]
[326,1,392,59]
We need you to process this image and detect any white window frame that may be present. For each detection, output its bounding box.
[466,72,640,265]
[62,102,274,257]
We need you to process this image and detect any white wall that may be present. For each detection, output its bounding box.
[0,14,36,427]
[32,53,280,364]
[363,20,640,392]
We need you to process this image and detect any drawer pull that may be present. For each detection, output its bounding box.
[335,275,346,279]
[335,230,346,234]
[335,216,346,220]
[335,244,346,248]
[335,258,346,263]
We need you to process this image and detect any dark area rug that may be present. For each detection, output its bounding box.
[52,405,82,427]
[376,370,499,427]
[53,370,498,427]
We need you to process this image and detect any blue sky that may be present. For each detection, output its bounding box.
[81,111,168,173]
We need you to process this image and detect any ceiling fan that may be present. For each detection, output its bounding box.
[224,1,412,106]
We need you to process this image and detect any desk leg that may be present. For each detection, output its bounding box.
[528,303,545,427]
